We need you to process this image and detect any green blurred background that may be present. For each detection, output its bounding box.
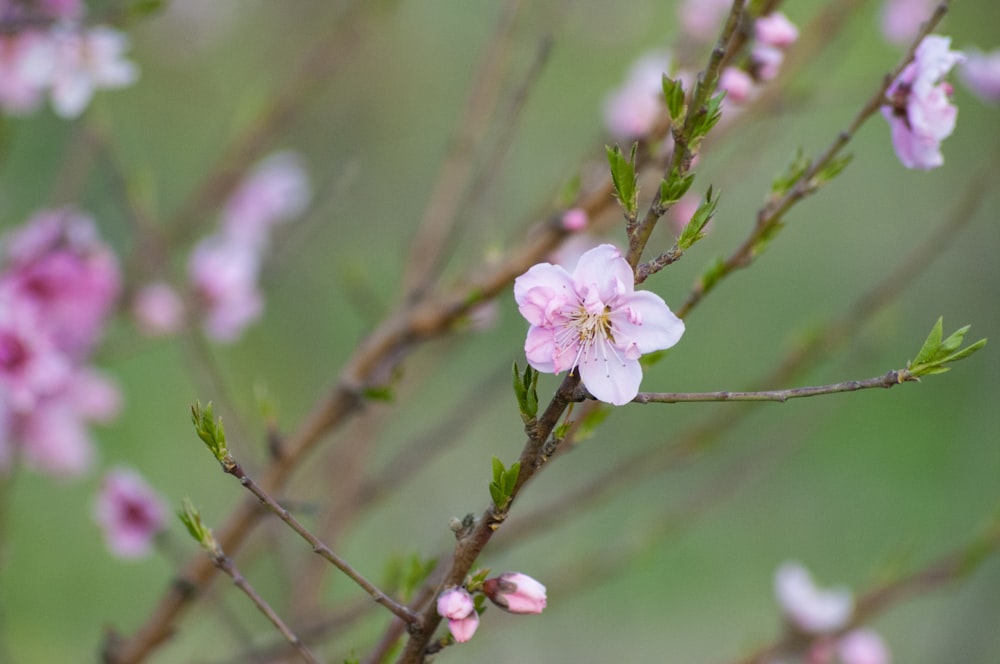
[1,0,999,662]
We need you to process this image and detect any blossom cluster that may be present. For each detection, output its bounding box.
[0,208,121,476]
[436,572,547,644]
[775,561,891,664]
[0,2,138,118]
[132,151,312,342]
[93,466,167,559]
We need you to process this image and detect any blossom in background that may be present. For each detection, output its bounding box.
[959,48,1000,104]
[881,35,964,170]
[677,0,732,42]
[0,209,122,478]
[719,66,754,105]
[560,207,588,232]
[188,237,263,342]
[220,151,311,250]
[482,572,547,614]
[44,25,139,118]
[880,0,936,46]
[436,587,479,643]
[514,243,685,405]
[93,466,167,559]
[774,561,854,634]
[0,32,53,114]
[603,51,671,140]
[132,281,185,337]
[755,12,800,49]
[838,628,892,664]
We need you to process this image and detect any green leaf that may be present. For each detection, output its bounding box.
[362,386,395,402]
[816,152,853,184]
[771,149,810,198]
[907,318,987,377]
[699,256,727,295]
[606,144,639,217]
[191,401,228,463]
[503,461,520,495]
[912,317,944,367]
[492,456,505,486]
[662,74,686,121]
[177,498,216,554]
[678,186,718,251]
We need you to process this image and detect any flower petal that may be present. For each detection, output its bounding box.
[577,339,643,405]
[513,262,574,326]
[609,290,685,354]
[572,244,633,303]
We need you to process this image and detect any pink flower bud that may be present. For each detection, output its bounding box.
[93,466,167,559]
[560,208,588,232]
[719,67,754,105]
[132,282,185,337]
[482,572,547,614]
[838,629,891,664]
[436,587,475,620]
[447,612,479,643]
[755,12,799,49]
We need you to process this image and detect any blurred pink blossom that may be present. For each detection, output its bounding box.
[668,193,701,234]
[93,466,167,559]
[221,151,311,250]
[838,628,892,664]
[603,52,671,140]
[560,207,588,232]
[132,282,185,337]
[45,25,139,118]
[188,237,263,342]
[959,48,1000,103]
[0,32,53,114]
[752,44,785,82]
[881,35,964,170]
[774,561,854,634]
[755,12,800,49]
[0,294,70,412]
[482,572,547,614]
[1,208,121,357]
[514,243,684,405]
[719,66,755,105]
[881,0,936,46]
[678,0,732,42]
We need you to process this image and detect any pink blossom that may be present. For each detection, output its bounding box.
[678,0,732,42]
[514,244,685,405]
[881,35,965,170]
[0,32,52,114]
[669,194,701,234]
[188,237,263,342]
[93,466,167,559]
[603,52,671,140]
[560,208,588,232]
[437,587,479,643]
[482,572,547,614]
[880,0,936,46]
[752,44,785,82]
[719,67,754,105]
[45,26,139,118]
[755,12,800,49]
[221,151,311,250]
[0,294,70,411]
[132,282,185,337]
[1,208,121,357]
[838,629,891,664]
[959,48,1000,103]
[774,561,854,634]
[14,397,96,476]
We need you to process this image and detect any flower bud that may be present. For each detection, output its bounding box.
[447,612,479,643]
[436,587,474,620]
[482,572,547,614]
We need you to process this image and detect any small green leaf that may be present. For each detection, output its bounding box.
[191,401,228,463]
[606,144,639,217]
[678,186,718,251]
[816,152,853,184]
[662,74,686,121]
[699,256,727,295]
[177,498,217,554]
[912,317,944,367]
[575,405,610,442]
[772,149,810,198]
[502,461,520,495]
[907,318,986,377]
[553,421,571,439]
[492,456,505,486]
[362,386,395,402]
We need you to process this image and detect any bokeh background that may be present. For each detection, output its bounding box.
[1,0,999,662]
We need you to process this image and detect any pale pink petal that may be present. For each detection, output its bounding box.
[447,612,479,643]
[755,12,799,49]
[609,290,685,354]
[960,48,1000,103]
[774,561,853,634]
[572,244,634,303]
[838,629,891,664]
[577,341,643,406]
[513,262,574,326]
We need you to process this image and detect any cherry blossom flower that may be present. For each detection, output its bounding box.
[881,35,965,170]
[188,237,263,342]
[45,25,139,118]
[221,151,311,250]
[774,561,854,634]
[678,0,732,42]
[93,466,167,559]
[0,32,53,114]
[0,294,70,412]
[755,12,800,49]
[959,48,1000,103]
[838,628,892,664]
[482,572,547,614]
[1,208,121,358]
[514,244,685,405]
[719,66,754,105]
[437,587,479,643]
[752,44,786,82]
[880,0,936,46]
[132,282,185,337]
[603,52,671,140]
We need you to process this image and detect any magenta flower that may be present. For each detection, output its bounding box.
[881,35,965,170]
[560,208,588,232]
[514,244,684,405]
[436,587,479,643]
[960,48,1000,104]
[774,561,853,634]
[93,466,167,559]
[482,572,547,614]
